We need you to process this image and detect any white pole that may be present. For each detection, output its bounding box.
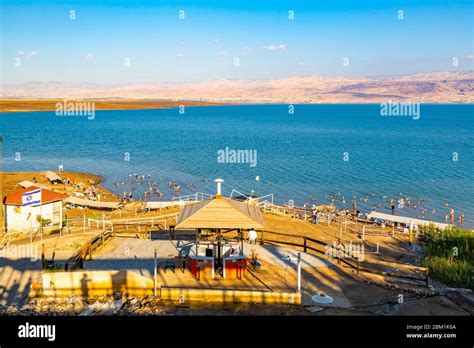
[362,225,365,240]
[212,258,215,279]
[40,194,43,244]
[59,201,63,236]
[153,248,157,296]
[215,178,224,197]
[297,252,302,294]
[376,242,380,255]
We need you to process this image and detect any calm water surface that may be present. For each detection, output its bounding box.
[1,104,473,226]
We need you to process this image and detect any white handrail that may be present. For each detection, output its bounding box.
[172,192,213,202]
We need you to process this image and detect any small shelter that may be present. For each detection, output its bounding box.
[3,186,66,232]
[64,196,121,210]
[367,211,449,230]
[176,198,264,230]
[45,171,63,184]
[18,180,44,189]
[174,179,264,279]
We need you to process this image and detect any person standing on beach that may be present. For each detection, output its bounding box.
[248,229,257,244]
[390,199,395,214]
[449,208,455,224]
[312,210,318,224]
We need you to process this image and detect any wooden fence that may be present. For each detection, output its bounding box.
[255,230,429,287]
[65,225,115,271]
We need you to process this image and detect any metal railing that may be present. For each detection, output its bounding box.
[229,189,274,205]
[172,192,213,203]
[87,218,114,231]
[260,201,310,220]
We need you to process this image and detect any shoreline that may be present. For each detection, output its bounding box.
[2,170,471,229]
[1,99,472,113]
[0,99,229,113]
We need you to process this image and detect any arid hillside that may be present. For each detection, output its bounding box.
[1,71,472,104]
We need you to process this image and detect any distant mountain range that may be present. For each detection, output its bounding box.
[1,71,473,103]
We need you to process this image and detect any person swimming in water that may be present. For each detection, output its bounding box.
[398,198,405,209]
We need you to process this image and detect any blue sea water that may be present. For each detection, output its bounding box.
[1,104,473,227]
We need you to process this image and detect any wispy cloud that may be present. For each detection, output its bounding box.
[296,62,311,67]
[241,46,252,56]
[263,44,286,52]
[176,52,185,59]
[83,53,94,62]
[460,55,474,61]
[17,50,39,58]
[215,51,227,58]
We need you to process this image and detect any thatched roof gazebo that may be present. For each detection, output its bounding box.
[172,179,264,266]
[175,197,264,230]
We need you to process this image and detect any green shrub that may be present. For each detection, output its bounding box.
[424,257,473,289]
[419,226,473,289]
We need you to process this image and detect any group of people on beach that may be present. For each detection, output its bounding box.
[64,177,106,201]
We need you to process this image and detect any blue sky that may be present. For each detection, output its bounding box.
[1,0,473,84]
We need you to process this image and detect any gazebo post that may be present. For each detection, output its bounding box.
[239,229,244,255]
[217,229,221,271]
